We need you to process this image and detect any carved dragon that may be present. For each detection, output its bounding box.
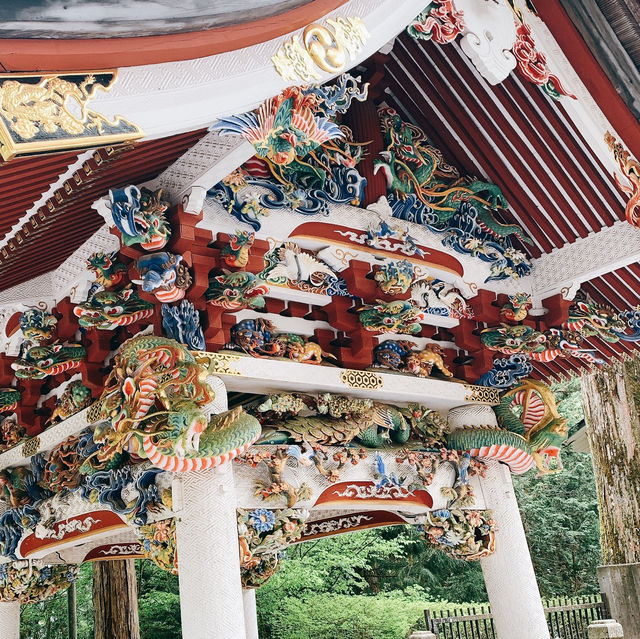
[374,107,532,245]
[91,336,261,473]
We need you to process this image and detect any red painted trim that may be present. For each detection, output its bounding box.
[0,0,349,72]
[394,44,569,250]
[289,221,466,276]
[534,2,640,161]
[19,510,126,556]
[502,77,622,230]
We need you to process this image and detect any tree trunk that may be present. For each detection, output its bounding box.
[67,581,77,639]
[93,560,140,639]
[582,357,640,564]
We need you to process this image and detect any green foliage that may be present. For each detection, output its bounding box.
[553,376,585,437]
[259,590,442,639]
[137,560,181,639]
[511,377,600,597]
[20,563,93,639]
[256,527,488,638]
[514,449,601,596]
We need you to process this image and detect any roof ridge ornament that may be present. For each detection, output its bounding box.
[407,0,575,100]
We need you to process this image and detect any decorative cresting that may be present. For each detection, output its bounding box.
[271,16,369,82]
[0,560,78,603]
[238,507,310,588]
[135,517,178,575]
[407,1,574,100]
[448,379,568,475]
[0,72,142,160]
[91,335,261,472]
[605,131,640,228]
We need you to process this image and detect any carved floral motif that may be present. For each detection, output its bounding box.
[423,509,496,560]
[406,1,465,44]
[136,517,178,575]
[0,560,79,603]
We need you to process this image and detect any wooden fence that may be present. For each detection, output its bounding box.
[424,595,608,639]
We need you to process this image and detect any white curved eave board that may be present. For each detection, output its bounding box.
[89,0,427,139]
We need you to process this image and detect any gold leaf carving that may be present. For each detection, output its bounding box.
[0,72,143,160]
[22,437,41,458]
[272,16,369,82]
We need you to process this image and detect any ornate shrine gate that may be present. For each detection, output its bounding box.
[0,1,638,639]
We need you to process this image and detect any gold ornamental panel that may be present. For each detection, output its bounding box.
[463,385,501,405]
[22,437,41,458]
[193,352,243,377]
[339,369,383,390]
[272,16,369,82]
[0,72,143,160]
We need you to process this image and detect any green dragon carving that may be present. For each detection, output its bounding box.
[0,389,20,413]
[91,335,261,472]
[449,379,568,475]
[358,299,424,334]
[86,251,128,289]
[74,288,154,330]
[12,344,86,379]
[374,107,532,244]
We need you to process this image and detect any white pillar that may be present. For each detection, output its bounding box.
[480,461,550,639]
[242,589,259,639]
[0,602,20,639]
[175,464,246,639]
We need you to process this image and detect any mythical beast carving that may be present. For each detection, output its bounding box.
[91,336,261,473]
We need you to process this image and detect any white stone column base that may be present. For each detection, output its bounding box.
[0,601,20,639]
[243,588,259,639]
[175,464,246,639]
[480,461,550,639]
[588,620,624,638]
